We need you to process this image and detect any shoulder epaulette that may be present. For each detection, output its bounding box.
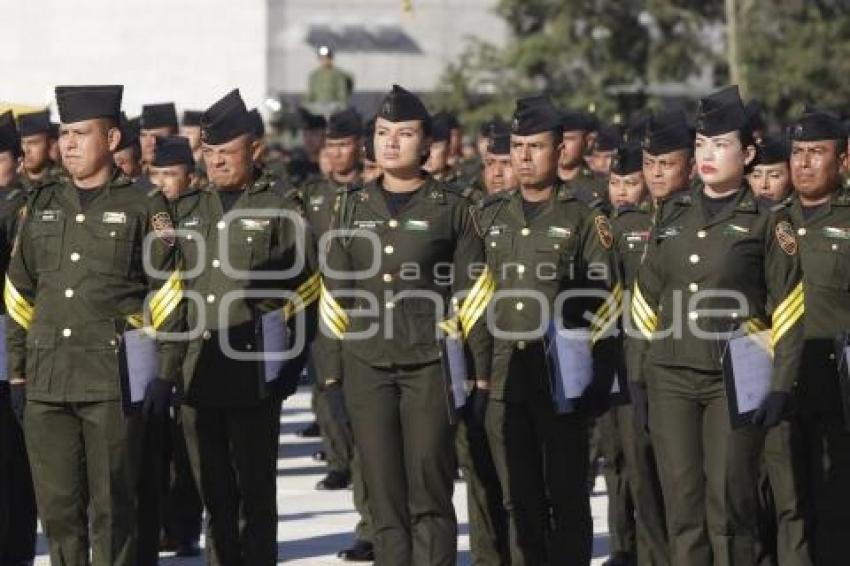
[477,189,512,209]
[556,184,577,202]
[5,188,22,202]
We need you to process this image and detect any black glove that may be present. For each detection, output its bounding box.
[467,386,489,426]
[9,382,26,426]
[143,378,173,418]
[629,382,649,433]
[752,391,791,428]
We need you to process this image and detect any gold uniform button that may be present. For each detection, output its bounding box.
[384,245,394,255]
[517,340,527,350]
[186,234,194,241]
[109,230,117,238]
[385,301,395,309]
[202,330,212,340]
[246,236,253,243]
[70,252,81,262]
[217,221,226,230]
[109,339,117,347]
[829,353,836,361]
[64,289,74,298]
[689,254,700,264]
[206,294,216,303]
[75,213,85,223]
[383,274,393,283]
[688,311,699,321]
[490,241,497,248]
[517,265,526,274]
[521,228,531,236]
[62,328,72,338]
[212,259,221,268]
[697,230,707,238]
[628,243,635,249]
[553,243,560,250]
[797,228,807,236]
[689,283,699,292]
[515,301,524,311]
[388,219,399,228]
[245,344,253,351]
[832,244,839,251]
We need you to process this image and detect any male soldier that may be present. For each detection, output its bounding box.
[287,108,326,188]
[748,133,792,203]
[139,102,179,170]
[146,135,204,558]
[478,95,620,565]
[559,109,609,206]
[786,110,850,565]
[424,112,456,183]
[0,111,37,566]
[600,142,647,566]
[113,113,143,180]
[481,124,516,196]
[361,119,381,183]
[306,45,353,113]
[316,84,492,565]
[249,108,267,167]
[177,88,317,565]
[5,84,183,566]
[48,121,62,165]
[446,112,464,169]
[588,124,624,176]
[304,108,360,490]
[18,109,62,189]
[181,110,204,164]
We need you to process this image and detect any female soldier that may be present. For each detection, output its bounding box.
[315,85,492,566]
[630,85,804,566]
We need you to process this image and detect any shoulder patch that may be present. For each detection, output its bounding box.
[775,220,797,256]
[594,215,614,249]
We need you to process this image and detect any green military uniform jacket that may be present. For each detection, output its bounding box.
[316,174,492,384]
[5,169,183,402]
[306,67,352,106]
[630,186,804,391]
[172,169,317,407]
[473,183,622,400]
[787,187,850,417]
[302,175,358,239]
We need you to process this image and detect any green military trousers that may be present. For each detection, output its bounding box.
[24,400,141,566]
[647,363,766,566]
[342,352,457,566]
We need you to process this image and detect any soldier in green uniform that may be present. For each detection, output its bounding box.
[0,110,37,566]
[113,113,143,180]
[287,108,326,188]
[481,124,515,196]
[18,109,63,189]
[146,135,204,558]
[786,110,850,566]
[139,102,179,172]
[588,124,624,176]
[315,84,492,566]
[5,84,184,566]
[630,86,804,566]
[744,131,811,566]
[748,134,792,203]
[306,45,353,113]
[477,95,620,566]
[176,88,317,566]
[424,112,456,183]
[559,109,610,210]
[599,142,647,566]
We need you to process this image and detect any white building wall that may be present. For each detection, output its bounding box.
[267,0,508,95]
[0,0,267,117]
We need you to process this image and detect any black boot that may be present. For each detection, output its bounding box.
[316,470,351,490]
[338,540,375,562]
[602,552,635,566]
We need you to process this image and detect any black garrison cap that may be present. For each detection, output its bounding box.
[445,112,460,131]
[152,135,195,168]
[789,109,846,142]
[512,95,562,136]
[376,85,431,134]
[248,108,265,138]
[744,99,766,133]
[0,111,21,156]
[201,89,253,145]
[478,116,503,137]
[643,109,694,155]
[595,124,624,152]
[327,108,363,139]
[55,85,123,124]
[561,109,591,133]
[487,120,511,155]
[141,102,178,131]
[182,110,203,127]
[755,133,790,165]
[298,107,327,130]
[18,109,51,137]
[624,110,650,143]
[695,85,748,137]
[610,142,643,176]
[430,112,452,142]
[115,113,140,151]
